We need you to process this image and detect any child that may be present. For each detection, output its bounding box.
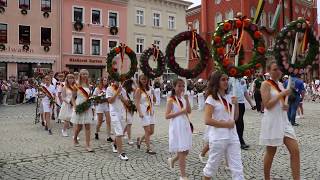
[203,71,244,180]
[106,80,129,161]
[165,79,192,180]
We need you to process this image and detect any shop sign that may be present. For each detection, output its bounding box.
[3,46,34,53]
[69,58,103,64]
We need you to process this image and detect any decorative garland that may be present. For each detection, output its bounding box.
[212,17,266,77]
[106,44,138,82]
[75,94,106,114]
[165,30,210,79]
[74,21,83,31]
[140,45,165,79]
[274,18,319,75]
[0,44,5,51]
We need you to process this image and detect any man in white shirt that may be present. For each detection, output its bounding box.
[106,81,129,161]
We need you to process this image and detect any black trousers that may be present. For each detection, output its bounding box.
[254,91,262,112]
[236,103,246,145]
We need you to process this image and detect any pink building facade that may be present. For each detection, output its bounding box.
[0,0,61,80]
[61,0,128,80]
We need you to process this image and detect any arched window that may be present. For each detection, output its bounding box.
[225,9,234,20]
[215,12,222,27]
[268,12,273,28]
[259,11,267,26]
[193,19,200,33]
[250,7,256,19]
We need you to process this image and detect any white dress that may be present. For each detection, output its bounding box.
[259,81,296,146]
[139,88,155,126]
[197,92,205,110]
[58,87,73,121]
[154,88,161,106]
[168,96,192,153]
[93,87,109,113]
[70,87,93,124]
[187,90,194,108]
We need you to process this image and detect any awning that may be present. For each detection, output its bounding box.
[0,56,55,64]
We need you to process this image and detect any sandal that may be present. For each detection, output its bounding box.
[146,149,156,155]
[86,147,95,152]
[136,137,141,149]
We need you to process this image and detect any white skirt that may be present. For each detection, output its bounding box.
[70,108,94,124]
[169,116,192,152]
[58,102,73,121]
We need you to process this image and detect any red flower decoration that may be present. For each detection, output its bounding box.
[254,31,262,39]
[235,20,243,28]
[115,48,120,54]
[214,36,222,44]
[256,63,262,68]
[226,38,233,44]
[244,69,251,77]
[257,47,266,54]
[228,67,238,77]
[223,22,232,31]
[217,47,225,55]
[222,58,230,67]
[125,47,132,54]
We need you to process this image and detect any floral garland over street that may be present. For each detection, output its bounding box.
[165,30,210,79]
[274,18,319,75]
[212,17,266,77]
[140,45,165,79]
[107,44,138,82]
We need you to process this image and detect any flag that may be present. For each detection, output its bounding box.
[271,0,282,29]
[253,0,265,24]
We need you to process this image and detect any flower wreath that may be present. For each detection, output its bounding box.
[106,44,138,82]
[212,17,266,77]
[139,44,165,79]
[274,18,319,75]
[165,30,210,79]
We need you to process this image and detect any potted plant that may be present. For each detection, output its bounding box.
[74,20,83,31]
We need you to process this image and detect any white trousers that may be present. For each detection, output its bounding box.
[154,88,161,106]
[203,141,244,180]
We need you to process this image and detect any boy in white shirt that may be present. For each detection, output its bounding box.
[106,80,129,161]
[25,85,36,104]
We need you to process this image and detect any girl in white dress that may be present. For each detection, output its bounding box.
[94,77,112,142]
[70,69,94,152]
[59,73,76,137]
[259,61,300,180]
[135,74,157,155]
[203,71,244,180]
[165,79,192,180]
[197,91,205,110]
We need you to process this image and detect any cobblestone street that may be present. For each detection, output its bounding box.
[0,102,319,180]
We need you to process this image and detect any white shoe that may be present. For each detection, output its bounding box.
[61,129,68,137]
[127,140,134,145]
[199,153,207,164]
[296,115,301,119]
[72,136,80,141]
[179,177,188,180]
[112,144,118,153]
[167,158,174,169]
[300,115,304,119]
[119,153,128,161]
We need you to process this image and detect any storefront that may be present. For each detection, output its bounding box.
[0,62,7,80]
[63,55,106,81]
[17,63,52,79]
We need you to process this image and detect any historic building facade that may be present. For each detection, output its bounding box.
[186,0,318,78]
[126,0,192,81]
[0,0,61,80]
[61,0,128,80]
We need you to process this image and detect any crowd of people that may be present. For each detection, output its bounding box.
[0,61,316,179]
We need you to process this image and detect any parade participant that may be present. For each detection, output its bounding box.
[106,80,129,161]
[59,74,76,137]
[135,74,157,155]
[39,75,56,135]
[203,71,244,180]
[70,69,94,152]
[284,74,305,126]
[94,77,112,142]
[186,79,195,109]
[254,73,264,113]
[122,79,136,145]
[56,72,65,122]
[260,61,300,180]
[154,79,161,106]
[165,79,192,180]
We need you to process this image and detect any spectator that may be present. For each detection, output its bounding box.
[25,85,36,104]
[18,80,27,103]
[1,80,9,105]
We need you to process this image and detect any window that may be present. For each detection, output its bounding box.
[41,0,51,12]
[215,12,222,27]
[91,39,101,55]
[268,0,273,4]
[136,37,144,54]
[168,15,175,30]
[250,7,256,18]
[0,23,7,43]
[153,12,161,27]
[215,0,221,4]
[108,11,118,27]
[91,9,101,24]
[225,9,233,19]
[73,37,83,54]
[136,9,144,25]
[108,40,117,52]
[19,0,30,10]
[0,0,7,7]
[19,25,30,45]
[41,27,51,46]
[259,11,266,26]
[193,20,199,33]
[73,7,84,22]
